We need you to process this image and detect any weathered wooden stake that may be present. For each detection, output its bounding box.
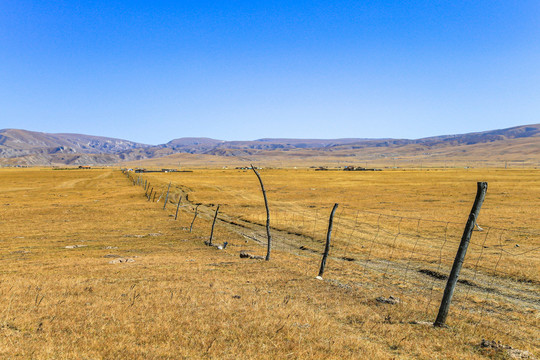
[174,195,182,220]
[434,182,488,327]
[190,205,199,233]
[147,187,153,201]
[208,205,220,246]
[318,203,339,278]
[152,192,157,202]
[163,182,171,210]
[251,164,272,261]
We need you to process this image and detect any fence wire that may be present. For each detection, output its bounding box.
[123,170,540,348]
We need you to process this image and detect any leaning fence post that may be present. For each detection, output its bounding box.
[434,182,488,327]
[174,195,182,220]
[209,205,220,246]
[147,187,153,201]
[251,164,272,261]
[317,203,339,278]
[190,205,199,233]
[163,182,171,210]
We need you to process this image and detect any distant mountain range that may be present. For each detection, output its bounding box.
[0,124,538,166]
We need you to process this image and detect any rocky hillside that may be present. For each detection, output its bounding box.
[0,124,538,166]
[0,129,150,165]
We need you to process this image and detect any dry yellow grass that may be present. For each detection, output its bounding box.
[0,168,538,359]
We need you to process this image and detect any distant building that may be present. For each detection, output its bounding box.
[343,166,381,171]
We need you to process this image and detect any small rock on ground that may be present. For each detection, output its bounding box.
[480,339,536,360]
[239,251,264,260]
[109,258,135,264]
[376,296,400,305]
[65,245,87,249]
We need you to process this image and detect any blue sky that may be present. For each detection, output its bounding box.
[1,1,539,144]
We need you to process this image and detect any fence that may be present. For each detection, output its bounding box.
[121,169,539,347]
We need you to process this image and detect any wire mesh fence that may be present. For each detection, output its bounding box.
[235,203,539,341]
[122,169,540,346]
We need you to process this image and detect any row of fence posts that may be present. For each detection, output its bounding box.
[121,169,489,328]
[122,166,272,253]
[122,170,201,233]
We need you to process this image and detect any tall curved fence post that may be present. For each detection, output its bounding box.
[251,165,272,261]
[434,182,488,327]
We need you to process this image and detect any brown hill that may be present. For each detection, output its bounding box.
[125,124,539,169]
[0,129,150,165]
[0,129,148,155]
[1,124,538,166]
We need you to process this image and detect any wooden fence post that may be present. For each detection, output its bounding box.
[208,205,220,246]
[317,203,339,278]
[251,165,272,261]
[174,195,182,220]
[434,182,488,327]
[190,205,199,233]
[163,182,171,210]
[147,187,153,201]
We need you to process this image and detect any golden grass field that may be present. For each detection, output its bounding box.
[0,167,538,359]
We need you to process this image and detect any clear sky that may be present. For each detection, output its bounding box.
[1,1,539,144]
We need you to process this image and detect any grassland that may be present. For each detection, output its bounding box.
[0,167,538,359]
[141,168,539,281]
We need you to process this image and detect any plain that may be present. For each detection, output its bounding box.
[0,167,538,359]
